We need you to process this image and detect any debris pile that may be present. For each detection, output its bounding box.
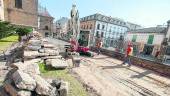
[0,60,69,96]
[0,32,69,96]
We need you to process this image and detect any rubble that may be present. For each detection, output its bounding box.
[32,75,57,95]
[45,59,69,69]
[12,60,41,75]
[17,90,32,96]
[41,55,62,60]
[26,39,42,51]
[24,51,49,59]
[3,81,20,96]
[12,70,36,91]
[0,32,69,96]
[26,46,41,51]
[1,61,69,96]
[58,81,69,96]
[44,44,55,48]
[45,49,59,56]
[28,40,42,46]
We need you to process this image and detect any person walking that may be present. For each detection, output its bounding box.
[97,40,103,55]
[122,44,133,67]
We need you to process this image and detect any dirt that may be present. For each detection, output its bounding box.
[71,54,170,96]
[47,38,170,96]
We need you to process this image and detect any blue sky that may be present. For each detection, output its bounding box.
[39,0,170,27]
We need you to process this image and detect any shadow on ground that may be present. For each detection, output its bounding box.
[100,64,126,69]
[130,70,152,79]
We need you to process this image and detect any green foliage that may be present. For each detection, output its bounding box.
[38,62,47,73]
[0,20,16,39]
[38,63,89,96]
[16,27,32,36]
[0,35,18,53]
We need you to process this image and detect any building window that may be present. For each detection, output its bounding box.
[90,24,92,29]
[109,28,111,32]
[147,35,154,44]
[86,25,88,29]
[101,32,104,37]
[45,26,48,30]
[132,35,137,42]
[45,32,49,37]
[96,31,99,37]
[15,0,22,9]
[102,25,105,30]
[166,46,170,55]
[143,45,154,55]
[97,24,100,30]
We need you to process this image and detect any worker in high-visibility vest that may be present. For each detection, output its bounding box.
[122,44,133,67]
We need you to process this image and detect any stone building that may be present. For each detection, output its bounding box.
[80,13,141,47]
[0,0,38,29]
[38,5,54,37]
[0,0,5,20]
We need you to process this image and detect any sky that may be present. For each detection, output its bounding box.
[39,0,170,27]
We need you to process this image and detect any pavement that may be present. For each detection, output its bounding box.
[47,38,170,96]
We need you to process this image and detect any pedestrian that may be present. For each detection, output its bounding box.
[97,40,103,55]
[122,44,133,67]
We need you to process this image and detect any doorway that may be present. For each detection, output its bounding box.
[143,44,154,55]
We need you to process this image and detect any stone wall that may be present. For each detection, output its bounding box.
[3,0,38,28]
[38,16,54,37]
[90,46,170,77]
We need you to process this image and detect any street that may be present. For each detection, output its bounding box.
[47,38,170,96]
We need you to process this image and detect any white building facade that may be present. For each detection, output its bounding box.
[127,27,166,56]
[80,13,140,47]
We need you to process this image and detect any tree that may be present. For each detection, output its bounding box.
[16,27,32,42]
[0,20,16,39]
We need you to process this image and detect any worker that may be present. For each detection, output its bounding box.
[122,44,133,67]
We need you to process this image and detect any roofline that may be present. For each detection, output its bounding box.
[38,14,54,19]
[127,27,166,33]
